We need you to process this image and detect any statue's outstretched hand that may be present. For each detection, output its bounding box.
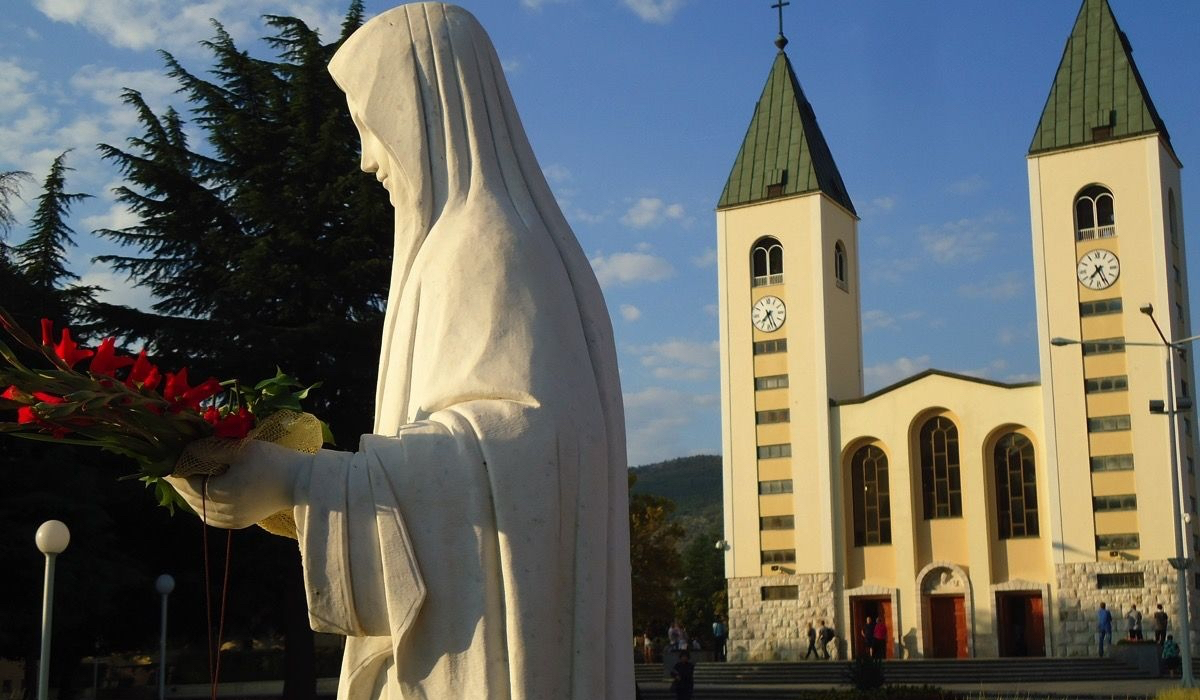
[166,440,310,529]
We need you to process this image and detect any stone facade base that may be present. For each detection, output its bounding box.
[726,572,837,662]
[1054,560,1196,657]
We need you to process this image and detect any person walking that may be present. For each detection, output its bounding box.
[1097,602,1113,656]
[872,615,889,659]
[818,620,835,660]
[804,622,819,659]
[670,650,695,700]
[1126,604,1143,640]
[712,617,726,662]
[1163,634,1182,677]
[1154,604,1170,645]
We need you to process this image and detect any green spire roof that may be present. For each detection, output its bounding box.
[1029,0,1171,156]
[718,51,855,214]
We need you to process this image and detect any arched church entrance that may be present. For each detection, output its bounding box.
[919,565,969,658]
[849,596,894,659]
[996,591,1045,657]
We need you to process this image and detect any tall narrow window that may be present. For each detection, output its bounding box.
[1075,185,1115,240]
[751,237,784,287]
[920,416,962,518]
[994,432,1039,538]
[851,445,891,546]
[1169,189,1178,246]
[834,241,848,288]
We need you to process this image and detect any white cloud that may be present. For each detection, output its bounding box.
[34,0,344,53]
[619,304,641,321]
[863,355,931,391]
[947,174,986,195]
[542,164,570,183]
[622,385,718,465]
[620,197,684,229]
[691,247,716,268]
[501,57,522,73]
[590,251,673,287]
[703,304,718,317]
[957,272,1026,301]
[0,58,37,114]
[621,0,686,24]
[862,309,923,333]
[918,217,999,264]
[521,0,568,8]
[82,202,140,233]
[870,195,897,212]
[77,264,156,311]
[629,338,718,381]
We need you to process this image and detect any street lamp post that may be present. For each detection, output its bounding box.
[1051,307,1200,687]
[156,574,175,700]
[35,520,70,700]
[1139,304,1195,687]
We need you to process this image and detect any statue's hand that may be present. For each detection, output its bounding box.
[166,440,309,529]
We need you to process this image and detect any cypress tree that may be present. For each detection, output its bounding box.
[14,151,90,290]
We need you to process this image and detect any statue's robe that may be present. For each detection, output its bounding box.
[289,4,633,698]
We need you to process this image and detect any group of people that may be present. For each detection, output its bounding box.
[1096,602,1180,675]
[859,616,890,659]
[803,620,838,659]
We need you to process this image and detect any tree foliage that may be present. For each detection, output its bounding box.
[0,169,32,242]
[13,151,91,291]
[91,0,386,441]
[629,473,684,638]
[674,524,727,645]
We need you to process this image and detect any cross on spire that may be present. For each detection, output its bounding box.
[771,0,790,51]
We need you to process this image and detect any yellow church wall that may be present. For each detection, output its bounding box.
[1088,432,1132,455]
[834,374,1045,655]
[758,459,791,482]
[759,494,792,517]
[1091,471,1137,496]
[754,354,788,376]
[1094,510,1139,534]
[754,388,788,411]
[1083,354,1127,378]
[1085,393,1129,417]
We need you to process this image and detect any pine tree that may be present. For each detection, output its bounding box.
[93,2,386,439]
[14,151,91,290]
[0,169,31,242]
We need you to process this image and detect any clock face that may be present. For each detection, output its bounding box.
[1076,249,1120,290]
[752,295,786,332]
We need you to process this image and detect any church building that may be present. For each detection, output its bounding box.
[717,0,1196,659]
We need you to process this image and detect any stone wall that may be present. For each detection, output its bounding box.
[726,573,838,661]
[1054,559,1197,657]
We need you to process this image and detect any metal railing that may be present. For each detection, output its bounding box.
[1077,225,1117,240]
[751,273,784,287]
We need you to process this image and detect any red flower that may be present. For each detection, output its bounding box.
[213,406,255,439]
[164,368,222,410]
[41,319,54,346]
[2,385,26,402]
[90,338,135,377]
[51,327,93,368]
[125,351,162,391]
[31,392,65,405]
[202,406,220,425]
[17,406,37,424]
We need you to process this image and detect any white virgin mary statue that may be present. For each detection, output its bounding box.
[168,3,634,698]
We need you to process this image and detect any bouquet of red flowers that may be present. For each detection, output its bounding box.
[0,306,330,514]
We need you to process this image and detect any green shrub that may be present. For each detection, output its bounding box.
[844,655,884,690]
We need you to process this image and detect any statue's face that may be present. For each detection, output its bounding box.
[348,103,398,202]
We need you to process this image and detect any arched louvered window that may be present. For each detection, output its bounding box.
[851,444,891,546]
[920,416,962,519]
[834,240,848,287]
[751,237,783,287]
[1075,185,1115,240]
[994,433,1039,539]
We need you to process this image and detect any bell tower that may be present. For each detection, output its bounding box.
[1029,0,1196,652]
[716,23,863,652]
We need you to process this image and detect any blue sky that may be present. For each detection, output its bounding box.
[2,1,1199,465]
